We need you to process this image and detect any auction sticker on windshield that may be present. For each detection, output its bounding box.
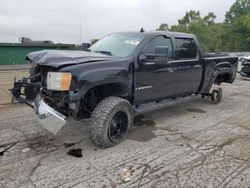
[124,40,140,45]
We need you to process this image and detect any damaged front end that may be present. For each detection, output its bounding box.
[10,49,114,134]
[11,63,68,134]
[34,95,66,134]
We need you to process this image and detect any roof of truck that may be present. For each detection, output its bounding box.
[115,31,196,38]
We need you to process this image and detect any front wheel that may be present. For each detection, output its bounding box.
[89,97,133,148]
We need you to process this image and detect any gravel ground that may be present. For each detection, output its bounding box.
[0,76,250,188]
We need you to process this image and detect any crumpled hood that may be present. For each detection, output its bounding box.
[26,50,117,68]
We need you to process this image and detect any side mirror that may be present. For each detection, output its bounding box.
[81,43,91,51]
[139,54,147,62]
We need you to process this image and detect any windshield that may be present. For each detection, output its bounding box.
[89,33,145,57]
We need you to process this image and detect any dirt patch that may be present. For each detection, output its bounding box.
[228,92,243,97]
[187,108,206,113]
[217,137,242,149]
[128,118,157,142]
[0,104,13,112]
[67,148,82,158]
[157,126,177,133]
[26,136,58,154]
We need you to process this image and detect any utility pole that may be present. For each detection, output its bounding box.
[79,17,82,45]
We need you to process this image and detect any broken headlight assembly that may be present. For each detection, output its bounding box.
[47,72,72,91]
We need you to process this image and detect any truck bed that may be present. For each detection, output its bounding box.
[200,54,238,93]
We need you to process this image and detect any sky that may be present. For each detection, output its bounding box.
[0,0,236,44]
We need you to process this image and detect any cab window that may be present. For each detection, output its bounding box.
[145,36,174,59]
[176,38,197,59]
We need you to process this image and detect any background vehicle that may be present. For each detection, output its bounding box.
[240,55,250,79]
[11,31,238,148]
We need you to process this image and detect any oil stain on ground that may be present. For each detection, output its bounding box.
[67,148,82,158]
[187,108,206,113]
[128,116,157,142]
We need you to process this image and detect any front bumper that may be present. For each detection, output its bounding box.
[34,95,66,134]
[11,79,68,134]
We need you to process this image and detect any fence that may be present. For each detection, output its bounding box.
[0,65,30,105]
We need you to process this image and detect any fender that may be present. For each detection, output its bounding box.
[60,59,134,102]
[69,68,131,102]
[204,61,234,93]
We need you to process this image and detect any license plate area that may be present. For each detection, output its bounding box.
[11,79,40,101]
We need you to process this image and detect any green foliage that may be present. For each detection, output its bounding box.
[224,0,250,51]
[225,0,250,24]
[156,24,169,31]
[178,10,201,27]
[156,0,250,52]
[167,11,220,52]
[224,14,250,51]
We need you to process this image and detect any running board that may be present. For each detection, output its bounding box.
[134,99,181,115]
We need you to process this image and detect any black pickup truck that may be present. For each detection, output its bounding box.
[11,31,238,148]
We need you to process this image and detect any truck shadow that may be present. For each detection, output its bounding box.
[21,95,213,157]
[63,96,210,147]
[127,95,210,143]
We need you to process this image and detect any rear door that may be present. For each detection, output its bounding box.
[174,38,202,94]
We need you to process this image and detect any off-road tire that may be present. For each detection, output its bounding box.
[89,96,133,148]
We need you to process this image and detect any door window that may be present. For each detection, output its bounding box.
[176,38,197,59]
[145,36,174,59]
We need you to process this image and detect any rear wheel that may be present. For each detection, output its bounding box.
[211,88,222,104]
[89,96,133,148]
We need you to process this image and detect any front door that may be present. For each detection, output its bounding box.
[134,35,178,104]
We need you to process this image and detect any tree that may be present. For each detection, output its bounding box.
[225,0,250,24]
[204,12,216,25]
[224,14,250,51]
[223,0,250,51]
[156,2,250,52]
[178,10,201,27]
[156,23,169,31]
[167,10,220,52]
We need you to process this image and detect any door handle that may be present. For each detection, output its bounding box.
[194,65,202,68]
[166,68,175,73]
[154,67,176,73]
[145,62,155,65]
[177,66,190,71]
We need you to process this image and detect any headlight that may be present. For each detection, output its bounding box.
[47,72,72,91]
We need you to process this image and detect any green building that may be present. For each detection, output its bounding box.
[0,43,76,65]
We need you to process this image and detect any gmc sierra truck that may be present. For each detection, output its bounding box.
[11,31,238,148]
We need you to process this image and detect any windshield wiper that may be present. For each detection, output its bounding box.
[94,50,113,56]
